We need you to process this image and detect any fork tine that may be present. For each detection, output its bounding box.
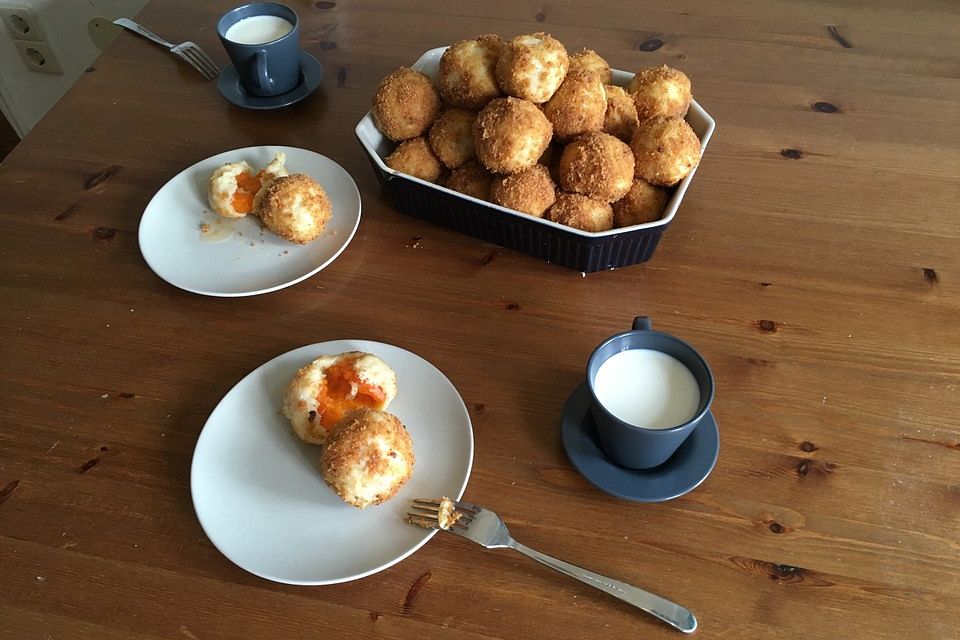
[178,46,217,80]
[413,498,476,519]
[408,505,474,524]
[174,48,212,80]
[412,499,441,512]
[188,45,219,79]
[451,499,480,514]
[408,498,476,532]
[188,44,219,74]
[173,50,204,77]
[185,48,217,80]
[405,512,438,529]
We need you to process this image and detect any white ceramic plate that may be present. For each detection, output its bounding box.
[190,340,474,585]
[138,146,361,297]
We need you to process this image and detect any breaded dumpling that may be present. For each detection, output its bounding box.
[259,152,289,185]
[373,67,441,142]
[251,152,289,213]
[548,192,613,232]
[630,115,700,186]
[257,174,332,244]
[320,408,414,509]
[282,351,398,445]
[542,68,607,143]
[208,161,259,218]
[538,144,562,183]
[444,160,493,200]
[612,179,670,227]
[490,163,556,217]
[439,35,503,110]
[569,48,612,84]
[559,131,634,202]
[428,108,476,170]
[628,65,691,122]
[602,85,640,143]
[495,33,569,104]
[473,97,553,174]
[386,137,443,183]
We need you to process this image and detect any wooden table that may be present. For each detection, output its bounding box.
[2,1,958,637]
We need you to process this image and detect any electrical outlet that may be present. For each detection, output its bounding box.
[0,6,45,43]
[14,40,62,74]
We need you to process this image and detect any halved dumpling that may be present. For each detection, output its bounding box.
[282,351,398,444]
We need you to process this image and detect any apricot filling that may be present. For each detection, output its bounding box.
[231,170,263,214]
[314,360,388,429]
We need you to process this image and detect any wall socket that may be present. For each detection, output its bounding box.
[14,40,62,74]
[0,5,62,74]
[0,6,45,43]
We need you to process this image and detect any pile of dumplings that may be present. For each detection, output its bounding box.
[371,33,702,232]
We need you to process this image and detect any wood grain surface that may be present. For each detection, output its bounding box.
[1,1,958,638]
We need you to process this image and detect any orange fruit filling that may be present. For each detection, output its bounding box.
[231,170,263,214]
[315,359,388,429]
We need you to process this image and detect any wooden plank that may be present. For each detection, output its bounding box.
[0,0,957,638]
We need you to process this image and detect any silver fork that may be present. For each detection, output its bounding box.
[113,18,219,80]
[408,498,697,634]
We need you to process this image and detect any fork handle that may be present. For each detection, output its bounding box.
[113,18,174,49]
[508,540,697,633]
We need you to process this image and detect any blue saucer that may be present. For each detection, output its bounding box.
[561,381,719,502]
[217,51,323,110]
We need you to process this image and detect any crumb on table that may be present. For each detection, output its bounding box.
[199,223,211,233]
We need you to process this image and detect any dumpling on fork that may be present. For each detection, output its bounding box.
[437,496,462,529]
[405,496,463,530]
[207,152,288,218]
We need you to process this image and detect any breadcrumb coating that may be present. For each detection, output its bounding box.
[439,35,503,110]
[612,179,670,227]
[473,97,553,174]
[630,115,700,186]
[444,160,493,200]
[495,32,569,104]
[559,131,634,202]
[428,108,477,169]
[373,67,441,141]
[386,137,443,183]
[548,192,613,232]
[542,68,607,143]
[628,65,691,122]
[490,163,556,217]
[320,408,414,509]
[569,48,611,84]
[602,84,640,143]
[257,174,332,244]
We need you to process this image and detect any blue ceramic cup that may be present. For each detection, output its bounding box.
[217,3,301,97]
[586,317,715,469]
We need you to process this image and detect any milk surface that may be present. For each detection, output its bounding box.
[225,15,293,45]
[594,349,700,429]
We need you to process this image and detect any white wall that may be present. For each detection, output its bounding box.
[0,0,147,137]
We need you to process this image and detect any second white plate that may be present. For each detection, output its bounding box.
[190,340,474,585]
[138,146,361,297]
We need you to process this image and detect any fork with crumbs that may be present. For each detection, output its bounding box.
[407,497,697,634]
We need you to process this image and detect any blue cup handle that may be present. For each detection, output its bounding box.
[633,316,652,331]
[255,50,270,94]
